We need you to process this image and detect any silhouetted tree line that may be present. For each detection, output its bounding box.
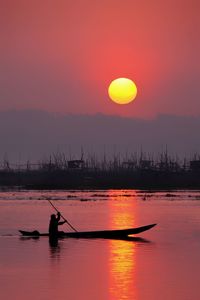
[0,151,200,189]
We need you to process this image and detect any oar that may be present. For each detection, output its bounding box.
[48,199,78,232]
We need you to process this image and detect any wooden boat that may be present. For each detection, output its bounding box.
[19,223,156,239]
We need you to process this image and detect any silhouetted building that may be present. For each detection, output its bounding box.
[122,161,137,169]
[139,160,153,170]
[68,160,84,169]
[190,160,200,171]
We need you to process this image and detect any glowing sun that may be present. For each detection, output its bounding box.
[108,78,137,104]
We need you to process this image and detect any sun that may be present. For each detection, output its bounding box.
[108,78,137,105]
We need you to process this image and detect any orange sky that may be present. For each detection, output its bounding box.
[0,0,200,117]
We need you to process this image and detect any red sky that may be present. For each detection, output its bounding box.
[0,0,200,118]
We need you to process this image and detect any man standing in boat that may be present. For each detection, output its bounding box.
[49,212,66,237]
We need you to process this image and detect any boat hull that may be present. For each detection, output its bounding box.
[19,224,156,239]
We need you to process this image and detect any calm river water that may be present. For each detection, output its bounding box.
[0,190,200,300]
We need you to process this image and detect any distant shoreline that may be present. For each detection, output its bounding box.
[1,168,200,190]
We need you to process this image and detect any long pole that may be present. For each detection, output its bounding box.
[48,200,77,232]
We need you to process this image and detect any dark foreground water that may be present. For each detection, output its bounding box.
[0,190,200,300]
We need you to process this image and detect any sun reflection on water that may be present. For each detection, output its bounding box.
[108,190,137,300]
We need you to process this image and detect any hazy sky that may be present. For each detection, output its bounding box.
[1,110,200,162]
[0,0,200,117]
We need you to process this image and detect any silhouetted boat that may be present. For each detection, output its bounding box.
[19,223,156,239]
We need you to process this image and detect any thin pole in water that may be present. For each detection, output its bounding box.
[48,199,78,232]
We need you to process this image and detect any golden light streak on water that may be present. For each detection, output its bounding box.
[108,190,137,300]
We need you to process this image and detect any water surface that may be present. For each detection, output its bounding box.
[0,190,200,300]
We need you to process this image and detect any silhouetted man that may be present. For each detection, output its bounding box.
[49,212,66,237]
